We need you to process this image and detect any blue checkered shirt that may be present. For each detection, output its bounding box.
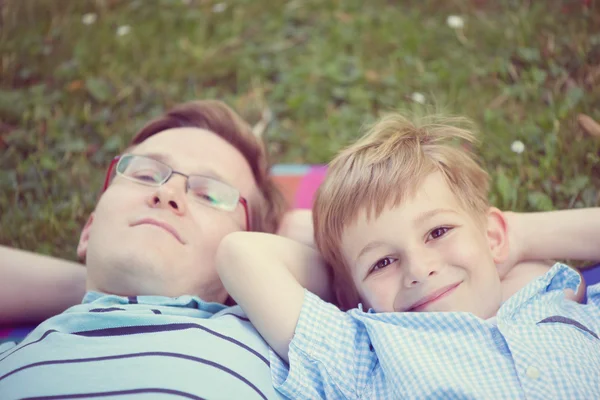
[270,263,600,399]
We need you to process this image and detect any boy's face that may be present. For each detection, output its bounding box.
[340,172,506,319]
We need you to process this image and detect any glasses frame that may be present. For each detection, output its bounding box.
[102,155,250,231]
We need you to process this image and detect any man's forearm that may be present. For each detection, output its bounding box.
[0,246,86,325]
[276,209,316,248]
[515,208,600,262]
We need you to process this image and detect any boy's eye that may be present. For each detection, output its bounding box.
[370,257,395,273]
[428,226,451,240]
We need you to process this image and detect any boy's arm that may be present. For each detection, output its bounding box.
[0,246,86,325]
[278,208,600,264]
[507,208,600,264]
[216,232,331,363]
[496,209,599,303]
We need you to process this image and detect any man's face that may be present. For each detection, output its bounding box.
[79,127,257,302]
[341,172,505,319]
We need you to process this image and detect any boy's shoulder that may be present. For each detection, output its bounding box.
[539,262,582,292]
[498,263,584,315]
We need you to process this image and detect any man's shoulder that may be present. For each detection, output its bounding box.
[23,294,262,342]
[0,301,282,400]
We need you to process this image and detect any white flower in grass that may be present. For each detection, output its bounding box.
[212,2,227,13]
[511,140,525,154]
[116,25,131,37]
[446,15,464,29]
[411,92,426,104]
[82,13,97,25]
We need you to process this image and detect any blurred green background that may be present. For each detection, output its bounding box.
[1,0,599,261]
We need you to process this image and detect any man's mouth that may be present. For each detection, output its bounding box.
[406,282,462,312]
[131,218,186,244]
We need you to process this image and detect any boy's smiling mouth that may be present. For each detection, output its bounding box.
[406,282,462,312]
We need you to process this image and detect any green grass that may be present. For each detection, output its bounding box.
[1,0,599,260]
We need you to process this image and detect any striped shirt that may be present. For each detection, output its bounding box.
[271,263,600,399]
[0,292,287,400]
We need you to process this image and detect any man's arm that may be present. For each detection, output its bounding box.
[216,232,331,363]
[276,209,316,248]
[0,246,86,325]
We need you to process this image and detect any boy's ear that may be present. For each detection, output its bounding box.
[77,213,95,261]
[486,207,509,265]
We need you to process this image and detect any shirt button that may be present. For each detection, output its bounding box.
[525,366,540,380]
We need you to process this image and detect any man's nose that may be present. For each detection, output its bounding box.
[147,176,187,216]
[402,253,439,288]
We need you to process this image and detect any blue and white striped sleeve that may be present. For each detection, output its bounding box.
[0,342,16,355]
[586,282,600,308]
[270,290,377,400]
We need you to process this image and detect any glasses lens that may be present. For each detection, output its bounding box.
[117,155,169,185]
[188,176,239,211]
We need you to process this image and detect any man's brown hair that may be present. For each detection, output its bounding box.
[313,112,490,309]
[132,100,286,233]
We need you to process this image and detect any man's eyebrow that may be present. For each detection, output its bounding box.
[138,152,172,164]
[195,168,228,182]
[136,152,228,182]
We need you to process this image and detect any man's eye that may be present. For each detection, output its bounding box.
[132,171,161,182]
[193,189,220,204]
[429,227,451,240]
[371,257,395,273]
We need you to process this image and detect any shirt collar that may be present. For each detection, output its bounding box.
[82,291,228,314]
[498,262,581,319]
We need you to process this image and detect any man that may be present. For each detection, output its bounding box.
[0,100,289,399]
[1,100,289,326]
[0,100,596,399]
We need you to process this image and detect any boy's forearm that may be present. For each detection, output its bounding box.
[0,246,86,325]
[216,232,331,362]
[514,208,600,262]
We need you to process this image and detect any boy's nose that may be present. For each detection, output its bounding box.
[402,258,438,287]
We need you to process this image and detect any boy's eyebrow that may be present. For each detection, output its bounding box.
[356,240,388,263]
[355,208,458,263]
[414,208,458,225]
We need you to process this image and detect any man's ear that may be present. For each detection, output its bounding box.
[486,207,509,265]
[77,213,95,261]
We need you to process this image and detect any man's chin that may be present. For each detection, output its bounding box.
[86,248,177,296]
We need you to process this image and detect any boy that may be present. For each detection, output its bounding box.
[217,113,600,399]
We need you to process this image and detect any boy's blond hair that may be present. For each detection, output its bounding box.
[313,112,490,309]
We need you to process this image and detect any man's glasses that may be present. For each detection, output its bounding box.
[102,154,250,231]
